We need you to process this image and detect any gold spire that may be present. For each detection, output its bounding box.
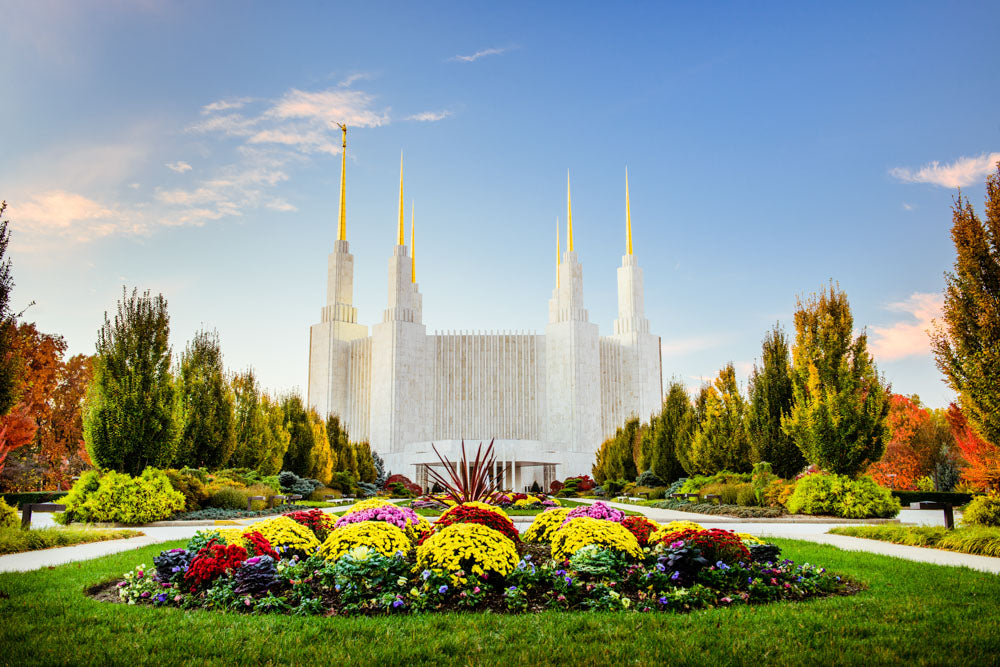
[397,152,405,246]
[566,171,574,252]
[337,123,347,241]
[625,167,633,255]
[410,200,416,283]
[556,217,561,289]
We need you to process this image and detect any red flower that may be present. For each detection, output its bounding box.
[433,505,520,544]
[654,528,750,564]
[243,530,279,560]
[185,541,249,591]
[621,515,657,547]
[283,509,334,541]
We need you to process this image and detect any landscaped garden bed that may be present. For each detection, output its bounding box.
[827,525,1000,557]
[98,500,850,617]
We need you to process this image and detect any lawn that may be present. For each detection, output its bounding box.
[1,538,998,665]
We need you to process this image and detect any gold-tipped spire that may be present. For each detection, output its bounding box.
[410,200,416,283]
[556,217,561,289]
[566,171,574,252]
[397,152,405,246]
[625,167,633,255]
[337,123,347,241]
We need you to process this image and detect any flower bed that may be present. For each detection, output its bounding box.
[111,509,849,616]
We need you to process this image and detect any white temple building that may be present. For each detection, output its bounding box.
[307,127,662,490]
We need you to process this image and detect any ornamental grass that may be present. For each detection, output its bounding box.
[319,521,412,561]
[416,523,519,580]
[551,517,643,561]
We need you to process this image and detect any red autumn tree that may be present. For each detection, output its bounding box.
[868,394,954,489]
[0,324,67,477]
[947,403,1000,491]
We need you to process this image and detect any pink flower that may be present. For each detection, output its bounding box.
[473,587,481,594]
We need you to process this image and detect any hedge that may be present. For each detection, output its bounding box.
[1,492,68,509]
[892,491,974,506]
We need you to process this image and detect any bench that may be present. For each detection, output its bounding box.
[910,501,955,530]
[21,503,66,529]
[703,494,721,504]
[270,495,288,508]
[247,496,266,511]
[671,493,700,503]
[286,494,303,502]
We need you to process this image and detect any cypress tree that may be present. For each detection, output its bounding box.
[783,283,890,476]
[687,363,752,474]
[230,368,266,470]
[84,287,179,475]
[326,414,357,476]
[931,163,1000,446]
[258,393,290,476]
[638,380,691,483]
[748,325,805,478]
[354,441,377,483]
[592,417,641,484]
[174,329,236,468]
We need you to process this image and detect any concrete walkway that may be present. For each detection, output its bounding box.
[2,500,998,575]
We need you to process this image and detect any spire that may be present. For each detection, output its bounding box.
[410,200,416,283]
[566,171,574,252]
[397,152,405,246]
[337,123,347,241]
[625,167,633,255]
[556,217,561,289]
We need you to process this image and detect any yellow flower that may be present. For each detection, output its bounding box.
[521,508,571,543]
[415,523,518,580]
[551,517,642,560]
[318,521,411,561]
[649,520,704,544]
[344,498,394,515]
[248,516,321,552]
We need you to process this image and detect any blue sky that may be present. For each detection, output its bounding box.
[4,1,999,409]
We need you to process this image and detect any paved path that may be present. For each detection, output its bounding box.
[2,500,998,575]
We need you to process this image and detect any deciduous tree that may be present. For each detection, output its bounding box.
[0,202,24,417]
[174,329,236,468]
[947,402,1000,490]
[931,163,1000,447]
[638,380,691,483]
[687,363,752,474]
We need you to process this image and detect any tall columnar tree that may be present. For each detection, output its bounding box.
[592,417,642,484]
[747,325,805,478]
[281,394,333,484]
[258,393,291,476]
[84,288,179,476]
[0,202,24,416]
[676,384,710,475]
[687,363,752,474]
[354,441,377,483]
[783,283,891,476]
[326,414,357,476]
[931,163,1000,447]
[638,380,691,483]
[229,368,266,470]
[174,329,236,468]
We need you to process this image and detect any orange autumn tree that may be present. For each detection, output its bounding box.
[36,354,94,488]
[868,394,955,490]
[947,403,1000,491]
[0,323,66,477]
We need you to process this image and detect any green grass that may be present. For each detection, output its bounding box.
[1,538,998,665]
[829,524,1000,557]
[0,526,142,555]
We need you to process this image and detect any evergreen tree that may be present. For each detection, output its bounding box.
[748,325,805,478]
[84,287,179,475]
[280,394,333,484]
[229,369,266,470]
[783,283,890,476]
[638,380,691,483]
[372,450,387,486]
[174,329,236,468]
[353,441,377,483]
[326,414,357,476]
[931,163,1000,446]
[676,384,710,475]
[259,394,290,476]
[592,417,641,484]
[0,202,24,416]
[310,409,332,484]
[687,363,752,474]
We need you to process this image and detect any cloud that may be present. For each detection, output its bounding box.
[890,152,1000,188]
[405,110,452,122]
[869,292,943,362]
[202,97,254,114]
[338,73,370,88]
[902,203,914,211]
[11,190,139,241]
[166,161,192,173]
[450,46,514,62]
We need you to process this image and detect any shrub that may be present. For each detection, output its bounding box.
[384,474,421,496]
[521,508,571,543]
[206,485,250,510]
[56,469,102,523]
[277,471,322,497]
[433,504,520,544]
[163,469,209,511]
[0,497,18,528]
[562,501,625,524]
[635,470,665,488]
[60,468,185,525]
[319,521,411,561]
[620,515,657,547]
[963,492,1000,527]
[654,528,751,565]
[248,515,320,555]
[416,523,518,580]
[736,484,758,507]
[283,509,335,541]
[357,482,378,498]
[551,517,642,561]
[307,486,338,501]
[785,474,900,518]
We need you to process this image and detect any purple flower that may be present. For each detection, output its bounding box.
[421,570,432,580]
[656,563,666,572]
[564,576,573,585]
[562,501,625,525]
[716,561,730,571]
[658,596,669,605]
[245,556,261,566]
[670,571,680,581]
[335,505,419,530]
[438,585,448,594]
[669,540,685,549]
[392,599,405,609]
[155,593,167,603]
[140,591,150,598]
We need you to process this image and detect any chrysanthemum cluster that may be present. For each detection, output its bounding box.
[433,504,521,544]
[319,520,412,561]
[562,501,625,524]
[416,523,519,580]
[552,517,643,561]
[521,508,571,543]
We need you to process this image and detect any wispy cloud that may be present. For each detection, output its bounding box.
[13,190,138,241]
[166,160,192,173]
[902,203,915,211]
[405,110,452,122]
[890,152,1000,188]
[870,292,943,361]
[202,97,254,114]
[449,46,515,63]
[338,73,370,88]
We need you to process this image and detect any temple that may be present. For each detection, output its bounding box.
[307,128,662,490]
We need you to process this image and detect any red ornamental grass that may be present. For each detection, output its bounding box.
[656,528,750,565]
[283,509,334,540]
[620,515,657,547]
[433,505,521,544]
[185,542,249,591]
[424,440,509,507]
